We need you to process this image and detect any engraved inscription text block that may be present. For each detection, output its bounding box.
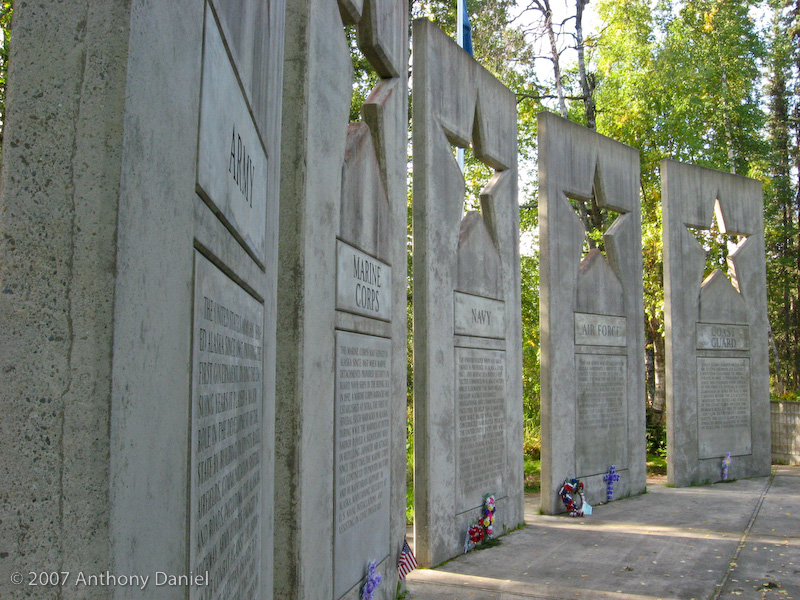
[191,252,264,600]
[198,6,269,263]
[455,348,506,513]
[336,240,392,322]
[697,357,752,458]
[696,323,750,351]
[575,354,628,474]
[334,331,391,598]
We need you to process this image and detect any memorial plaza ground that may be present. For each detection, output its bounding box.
[405,466,800,600]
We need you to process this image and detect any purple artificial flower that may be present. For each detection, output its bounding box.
[362,560,382,600]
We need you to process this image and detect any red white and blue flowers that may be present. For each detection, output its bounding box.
[559,478,587,517]
[482,494,496,537]
[464,494,497,553]
[722,452,732,481]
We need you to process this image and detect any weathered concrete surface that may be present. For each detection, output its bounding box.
[0,1,285,599]
[0,4,131,598]
[412,18,523,569]
[662,160,771,487]
[275,0,408,598]
[538,112,646,516]
[405,467,800,600]
[722,467,800,598]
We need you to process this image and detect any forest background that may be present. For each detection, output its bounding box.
[383,0,800,504]
[0,0,797,512]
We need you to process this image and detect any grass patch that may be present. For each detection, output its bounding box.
[524,456,541,493]
[474,537,502,550]
[523,418,540,494]
[646,452,667,476]
[505,522,526,534]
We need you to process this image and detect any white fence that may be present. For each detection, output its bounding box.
[772,400,800,465]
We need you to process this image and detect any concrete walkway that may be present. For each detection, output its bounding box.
[404,466,799,600]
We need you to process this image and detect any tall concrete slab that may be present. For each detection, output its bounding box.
[412,18,523,568]
[538,112,646,515]
[274,0,408,598]
[0,1,284,599]
[662,160,770,487]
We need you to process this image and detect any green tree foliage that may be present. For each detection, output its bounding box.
[593,0,772,412]
[595,0,668,412]
[658,0,766,172]
[764,0,800,391]
[346,25,380,122]
[520,251,540,446]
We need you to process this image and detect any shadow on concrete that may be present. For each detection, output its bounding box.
[405,466,799,600]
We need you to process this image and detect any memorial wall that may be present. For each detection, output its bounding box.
[274,0,409,597]
[1,1,779,597]
[662,160,771,486]
[0,1,285,598]
[538,112,646,515]
[412,19,524,568]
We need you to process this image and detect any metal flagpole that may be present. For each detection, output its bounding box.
[456,0,465,174]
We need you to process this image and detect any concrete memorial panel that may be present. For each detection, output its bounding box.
[574,313,627,347]
[0,1,284,599]
[412,19,523,568]
[274,0,408,598]
[662,160,770,486]
[538,112,646,515]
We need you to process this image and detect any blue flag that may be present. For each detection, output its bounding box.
[461,0,473,56]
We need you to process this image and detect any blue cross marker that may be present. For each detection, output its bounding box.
[603,465,620,502]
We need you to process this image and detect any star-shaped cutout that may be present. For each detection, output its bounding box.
[687,199,747,289]
[456,145,493,214]
[566,179,625,259]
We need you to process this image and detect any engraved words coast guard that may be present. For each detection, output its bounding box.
[696,323,750,351]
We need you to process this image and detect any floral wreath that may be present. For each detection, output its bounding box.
[559,478,586,517]
[464,494,496,552]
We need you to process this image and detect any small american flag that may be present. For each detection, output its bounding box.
[397,539,418,579]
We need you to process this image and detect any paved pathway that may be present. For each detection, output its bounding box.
[404,466,799,600]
